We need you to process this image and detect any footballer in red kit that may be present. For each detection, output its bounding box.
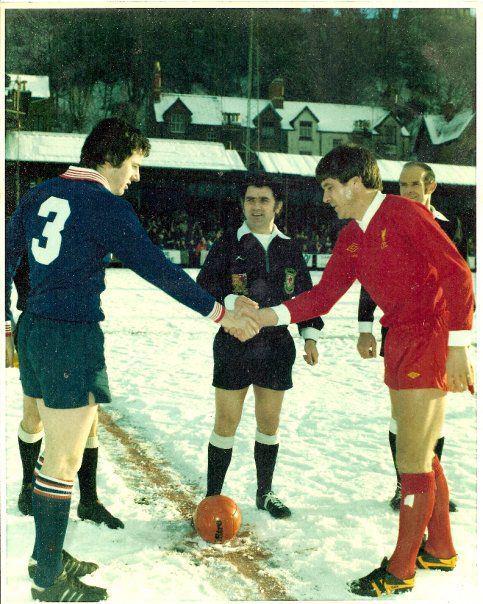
[250,145,474,597]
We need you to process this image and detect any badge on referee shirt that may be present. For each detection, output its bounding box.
[284,268,297,294]
[231,273,248,295]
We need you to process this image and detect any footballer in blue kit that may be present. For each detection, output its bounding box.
[5,118,258,602]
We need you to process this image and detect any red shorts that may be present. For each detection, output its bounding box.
[383,316,449,391]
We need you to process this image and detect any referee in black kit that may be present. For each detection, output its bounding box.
[197,175,323,518]
[356,161,467,512]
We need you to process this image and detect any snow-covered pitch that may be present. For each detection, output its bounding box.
[4,268,478,602]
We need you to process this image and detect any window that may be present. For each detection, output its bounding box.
[206,129,217,141]
[299,121,312,140]
[262,124,275,138]
[170,113,186,134]
[222,112,240,125]
[383,125,397,145]
[332,138,343,148]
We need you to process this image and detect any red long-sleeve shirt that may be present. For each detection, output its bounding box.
[284,195,473,333]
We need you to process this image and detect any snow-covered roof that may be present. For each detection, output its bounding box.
[423,109,475,145]
[5,74,50,99]
[5,131,246,172]
[257,152,476,186]
[154,93,408,135]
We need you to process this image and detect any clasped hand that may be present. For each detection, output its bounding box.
[220,296,261,342]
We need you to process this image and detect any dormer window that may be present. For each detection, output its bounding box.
[169,113,187,134]
[222,112,240,125]
[299,121,312,140]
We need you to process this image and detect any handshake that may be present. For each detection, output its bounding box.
[219,296,277,342]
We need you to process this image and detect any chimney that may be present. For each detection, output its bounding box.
[269,77,284,109]
[153,61,162,102]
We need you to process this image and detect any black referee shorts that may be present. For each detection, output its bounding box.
[213,328,296,391]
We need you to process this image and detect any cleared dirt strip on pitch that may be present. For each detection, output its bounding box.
[98,408,293,601]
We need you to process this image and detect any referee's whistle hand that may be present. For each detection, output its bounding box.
[357,333,377,359]
[446,346,474,393]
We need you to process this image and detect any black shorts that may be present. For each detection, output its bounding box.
[213,329,296,391]
[17,311,111,409]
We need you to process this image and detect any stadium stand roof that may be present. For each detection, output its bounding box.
[5,74,50,98]
[5,131,246,172]
[154,93,409,136]
[256,152,476,186]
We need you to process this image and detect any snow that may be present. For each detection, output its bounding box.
[4,132,246,172]
[257,153,476,185]
[153,93,399,136]
[4,268,478,603]
[424,111,475,146]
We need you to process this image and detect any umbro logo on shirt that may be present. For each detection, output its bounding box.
[407,372,421,379]
[235,255,245,261]
[346,243,359,255]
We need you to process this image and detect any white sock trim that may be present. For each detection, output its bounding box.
[255,429,279,446]
[389,418,398,435]
[209,431,234,449]
[85,436,99,449]
[18,424,44,444]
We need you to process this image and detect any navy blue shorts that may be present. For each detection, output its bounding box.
[212,329,296,391]
[17,312,111,409]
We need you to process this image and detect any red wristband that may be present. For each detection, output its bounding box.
[6,321,12,337]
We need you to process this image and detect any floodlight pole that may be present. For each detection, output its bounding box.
[245,10,254,168]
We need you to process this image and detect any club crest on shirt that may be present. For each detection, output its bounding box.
[284,268,297,294]
[231,273,248,295]
[381,228,388,249]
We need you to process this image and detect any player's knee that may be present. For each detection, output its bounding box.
[21,399,43,434]
[214,412,240,435]
[256,419,279,436]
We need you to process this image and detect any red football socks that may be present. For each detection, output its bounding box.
[424,456,457,559]
[388,472,435,579]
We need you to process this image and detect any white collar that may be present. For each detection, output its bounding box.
[356,191,386,232]
[61,166,111,192]
[430,206,449,222]
[237,221,290,241]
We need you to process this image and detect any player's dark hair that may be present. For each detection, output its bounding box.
[80,118,151,169]
[241,173,283,204]
[402,161,436,185]
[315,144,382,190]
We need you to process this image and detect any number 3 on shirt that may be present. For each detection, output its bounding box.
[31,196,71,265]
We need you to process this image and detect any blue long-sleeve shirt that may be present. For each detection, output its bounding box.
[6,167,221,323]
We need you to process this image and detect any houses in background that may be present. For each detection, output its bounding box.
[152,78,411,161]
[5,73,476,166]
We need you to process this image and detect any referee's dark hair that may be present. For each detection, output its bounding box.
[241,173,284,203]
[402,161,436,186]
[81,117,151,169]
[315,144,382,190]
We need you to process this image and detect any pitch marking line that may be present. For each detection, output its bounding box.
[98,408,293,601]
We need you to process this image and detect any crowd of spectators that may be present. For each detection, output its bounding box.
[136,209,334,266]
[136,212,332,258]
